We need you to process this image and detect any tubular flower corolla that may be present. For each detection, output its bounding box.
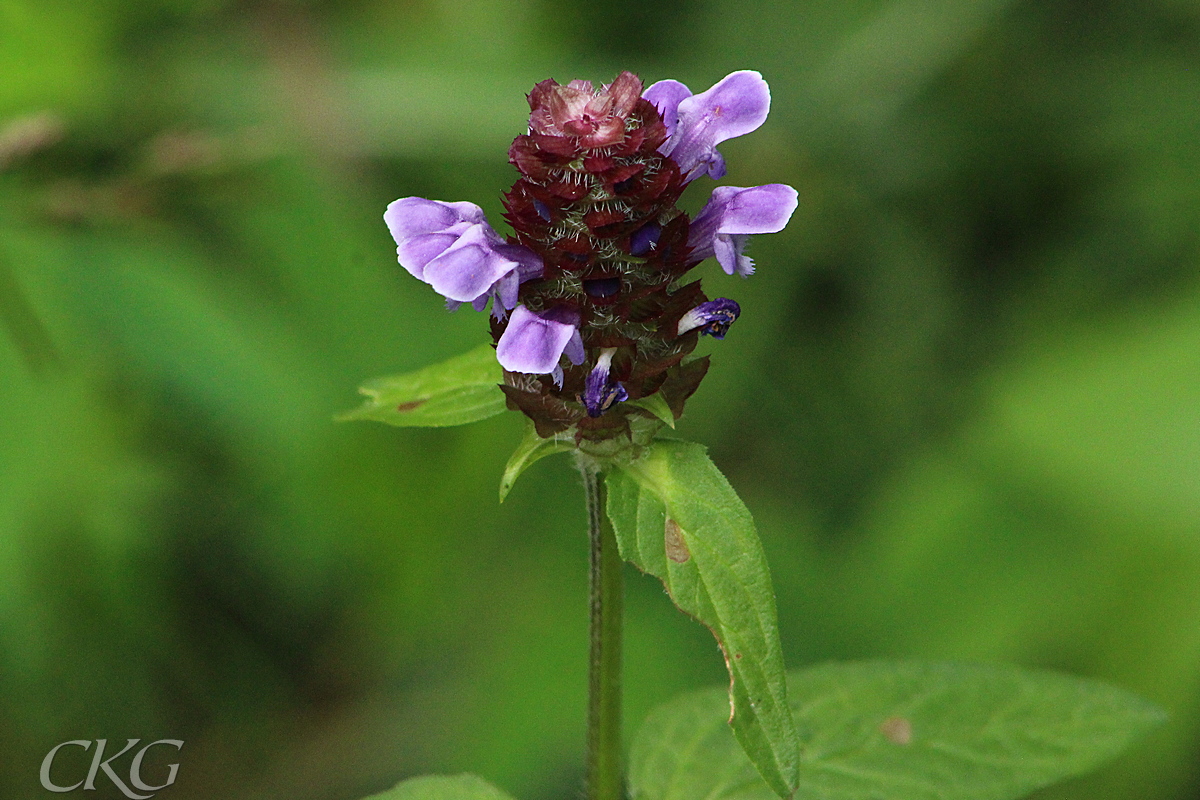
[677,298,741,339]
[643,70,771,182]
[582,348,629,417]
[385,197,541,313]
[687,184,799,276]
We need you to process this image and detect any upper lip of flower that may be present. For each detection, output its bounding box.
[677,298,742,338]
[581,348,628,417]
[643,70,772,182]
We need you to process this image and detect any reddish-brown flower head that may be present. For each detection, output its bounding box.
[494,71,710,442]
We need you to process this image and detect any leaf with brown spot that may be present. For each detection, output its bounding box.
[338,344,506,428]
[630,661,1165,800]
[605,440,799,798]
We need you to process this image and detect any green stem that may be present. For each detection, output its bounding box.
[581,458,624,800]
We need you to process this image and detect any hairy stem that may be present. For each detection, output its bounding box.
[581,458,624,800]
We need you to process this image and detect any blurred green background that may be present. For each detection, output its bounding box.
[2,0,1199,798]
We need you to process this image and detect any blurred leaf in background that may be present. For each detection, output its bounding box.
[1,0,1198,799]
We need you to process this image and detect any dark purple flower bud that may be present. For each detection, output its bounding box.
[688,184,798,276]
[643,71,771,182]
[581,348,629,417]
[629,220,662,256]
[496,305,584,376]
[385,197,542,310]
[677,298,741,339]
[583,277,622,298]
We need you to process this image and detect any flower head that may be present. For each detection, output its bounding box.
[384,70,796,444]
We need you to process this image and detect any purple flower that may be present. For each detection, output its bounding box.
[496,305,585,382]
[688,184,799,276]
[643,70,771,182]
[581,348,628,417]
[385,197,542,312]
[677,298,741,339]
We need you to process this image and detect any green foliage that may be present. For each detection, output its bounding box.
[499,423,574,502]
[339,344,506,428]
[607,441,799,798]
[624,393,676,429]
[630,661,1166,800]
[362,775,517,800]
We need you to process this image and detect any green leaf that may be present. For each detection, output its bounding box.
[625,392,676,428]
[499,422,575,502]
[359,774,518,800]
[629,660,1167,800]
[607,439,799,798]
[338,344,506,427]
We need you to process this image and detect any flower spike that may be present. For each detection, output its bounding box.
[385,69,796,442]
